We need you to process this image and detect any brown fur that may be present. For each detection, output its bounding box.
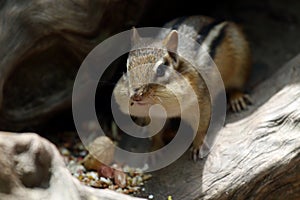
[113,16,252,159]
[215,22,251,91]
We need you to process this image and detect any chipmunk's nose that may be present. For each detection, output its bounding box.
[131,93,143,101]
[130,87,146,102]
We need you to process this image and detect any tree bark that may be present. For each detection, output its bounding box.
[0,0,148,130]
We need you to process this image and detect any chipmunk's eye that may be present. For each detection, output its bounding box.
[156,64,167,77]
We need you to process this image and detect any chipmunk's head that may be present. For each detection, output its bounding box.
[114,28,193,117]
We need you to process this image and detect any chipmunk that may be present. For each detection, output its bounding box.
[113,15,252,160]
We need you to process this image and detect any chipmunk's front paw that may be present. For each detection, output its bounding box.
[229,91,253,112]
[191,143,211,161]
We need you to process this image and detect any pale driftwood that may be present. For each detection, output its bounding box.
[143,55,300,199]
[0,132,145,200]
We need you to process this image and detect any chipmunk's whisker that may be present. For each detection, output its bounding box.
[156,96,163,103]
[153,93,167,98]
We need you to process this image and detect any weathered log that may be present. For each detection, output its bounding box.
[0,0,148,130]
[0,132,145,200]
[142,54,300,199]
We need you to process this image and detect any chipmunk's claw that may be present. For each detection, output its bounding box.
[229,91,253,112]
[191,142,211,161]
[191,147,200,161]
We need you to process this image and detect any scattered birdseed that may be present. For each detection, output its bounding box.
[57,135,152,195]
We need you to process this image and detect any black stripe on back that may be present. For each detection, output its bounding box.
[196,19,224,45]
[171,16,187,30]
[209,24,228,59]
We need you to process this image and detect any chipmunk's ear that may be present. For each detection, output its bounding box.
[163,30,179,67]
[163,30,178,53]
[131,27,140,45]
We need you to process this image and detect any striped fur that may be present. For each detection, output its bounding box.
[163,15,251,90]
[113,15,252,158]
